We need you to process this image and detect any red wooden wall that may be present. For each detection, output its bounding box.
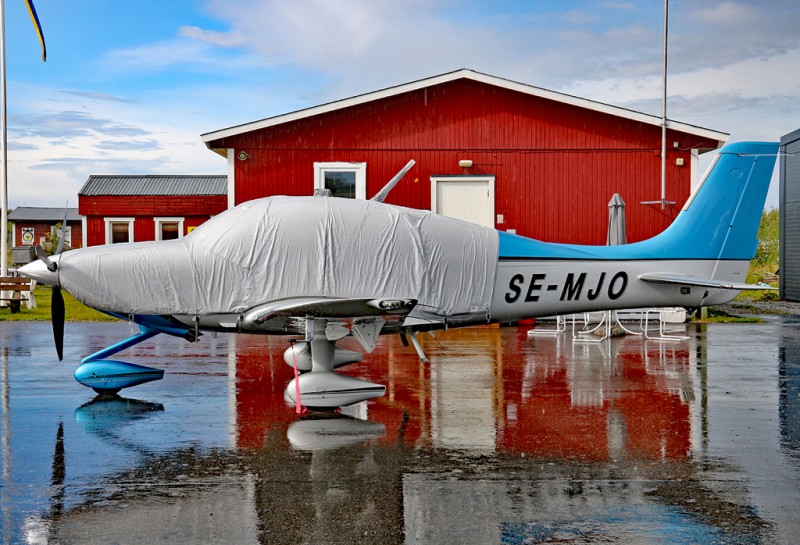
[209,78,720,244]
[79,194,227,246]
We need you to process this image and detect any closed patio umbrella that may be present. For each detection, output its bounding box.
[606,193,627,246]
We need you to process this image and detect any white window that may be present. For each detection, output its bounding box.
[154,217,185,241]
[313,162,366,199]
[104,217,135,244]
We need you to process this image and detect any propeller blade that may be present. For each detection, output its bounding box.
[52,286,65,361]
[35,244,58,272]
[55,205,68,255]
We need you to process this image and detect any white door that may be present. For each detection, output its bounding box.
[431,176,495,228]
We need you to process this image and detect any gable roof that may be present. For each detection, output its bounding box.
[201,68,728,151]
[79,175,227,196]
[9,207,81,222]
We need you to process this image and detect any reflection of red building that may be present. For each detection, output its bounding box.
[497,332,691,460]
[230,328,692,460]
[615,346,691,459]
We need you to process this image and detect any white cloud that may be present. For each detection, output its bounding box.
[563,46,800,130]
[6,83,227,208]
[178,25,246,48]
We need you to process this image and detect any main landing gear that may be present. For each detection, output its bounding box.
[283,319,385,412]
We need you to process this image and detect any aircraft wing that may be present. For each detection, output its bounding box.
[246,297,417,323]
[638,273,776,291]
[241,297,418,352]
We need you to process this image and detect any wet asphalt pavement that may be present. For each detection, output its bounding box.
[1,317,799,544]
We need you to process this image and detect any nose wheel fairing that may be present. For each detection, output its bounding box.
[74,360,164,394]
[72,317,184,394]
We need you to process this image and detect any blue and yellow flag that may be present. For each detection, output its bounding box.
[24,0,46,62]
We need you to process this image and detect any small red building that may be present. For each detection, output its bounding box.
[8,207,83,255]
[202,69,728,244]
[78,175,227,247]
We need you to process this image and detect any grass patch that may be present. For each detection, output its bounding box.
[692,306,763,324]
[0,285,119,322]
[737,289,779,302]
[738,262,780,302]
[698,315,763,324]
[726,302,761,313]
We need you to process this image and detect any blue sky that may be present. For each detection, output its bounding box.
[4,0,799,208]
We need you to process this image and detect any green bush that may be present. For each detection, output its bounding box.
[753,208,779,267]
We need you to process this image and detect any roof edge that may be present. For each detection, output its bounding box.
[201,68,729,148]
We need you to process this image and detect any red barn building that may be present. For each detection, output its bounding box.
[202,69,727,244]
[78,175,227,247]
[8,207,83,254]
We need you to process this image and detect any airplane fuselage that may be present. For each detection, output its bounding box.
[159,256,745,335]
[18,141,778,402]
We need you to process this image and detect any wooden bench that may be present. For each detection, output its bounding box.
[0,276,37,313]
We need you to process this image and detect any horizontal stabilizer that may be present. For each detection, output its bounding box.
[638,273,777,291]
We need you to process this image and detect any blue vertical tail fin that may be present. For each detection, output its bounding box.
[650,141,778,260]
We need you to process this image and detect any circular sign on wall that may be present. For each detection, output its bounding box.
[21,228,35,245]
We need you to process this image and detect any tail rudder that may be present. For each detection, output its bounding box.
[651,141,778,260]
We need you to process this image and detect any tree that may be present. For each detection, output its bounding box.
[753,208,779,267]
[41,222,63,256]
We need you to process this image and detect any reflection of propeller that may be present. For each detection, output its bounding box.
[35,207,68,361]
[23,420,66,543]
[50,420,65,520]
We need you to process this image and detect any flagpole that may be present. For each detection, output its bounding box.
[0,0,8,279]
[660,0,668,210]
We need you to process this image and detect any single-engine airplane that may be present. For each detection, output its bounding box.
[21,141,778,410]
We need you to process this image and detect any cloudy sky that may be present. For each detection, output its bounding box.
[3,0,798,209]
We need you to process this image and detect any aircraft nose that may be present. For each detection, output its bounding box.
[20,258,60,286]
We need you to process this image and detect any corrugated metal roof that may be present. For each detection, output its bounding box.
[9,207,81,222]
[78,175,227,196]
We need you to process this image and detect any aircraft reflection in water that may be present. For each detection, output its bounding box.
[232,329,695,462]
[27,327,776,544]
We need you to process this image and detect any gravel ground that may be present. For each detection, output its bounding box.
[713,298,800,316]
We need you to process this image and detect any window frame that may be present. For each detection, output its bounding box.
[104,217,135,244]
[154,217,185,241]
[313,162,367,200]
